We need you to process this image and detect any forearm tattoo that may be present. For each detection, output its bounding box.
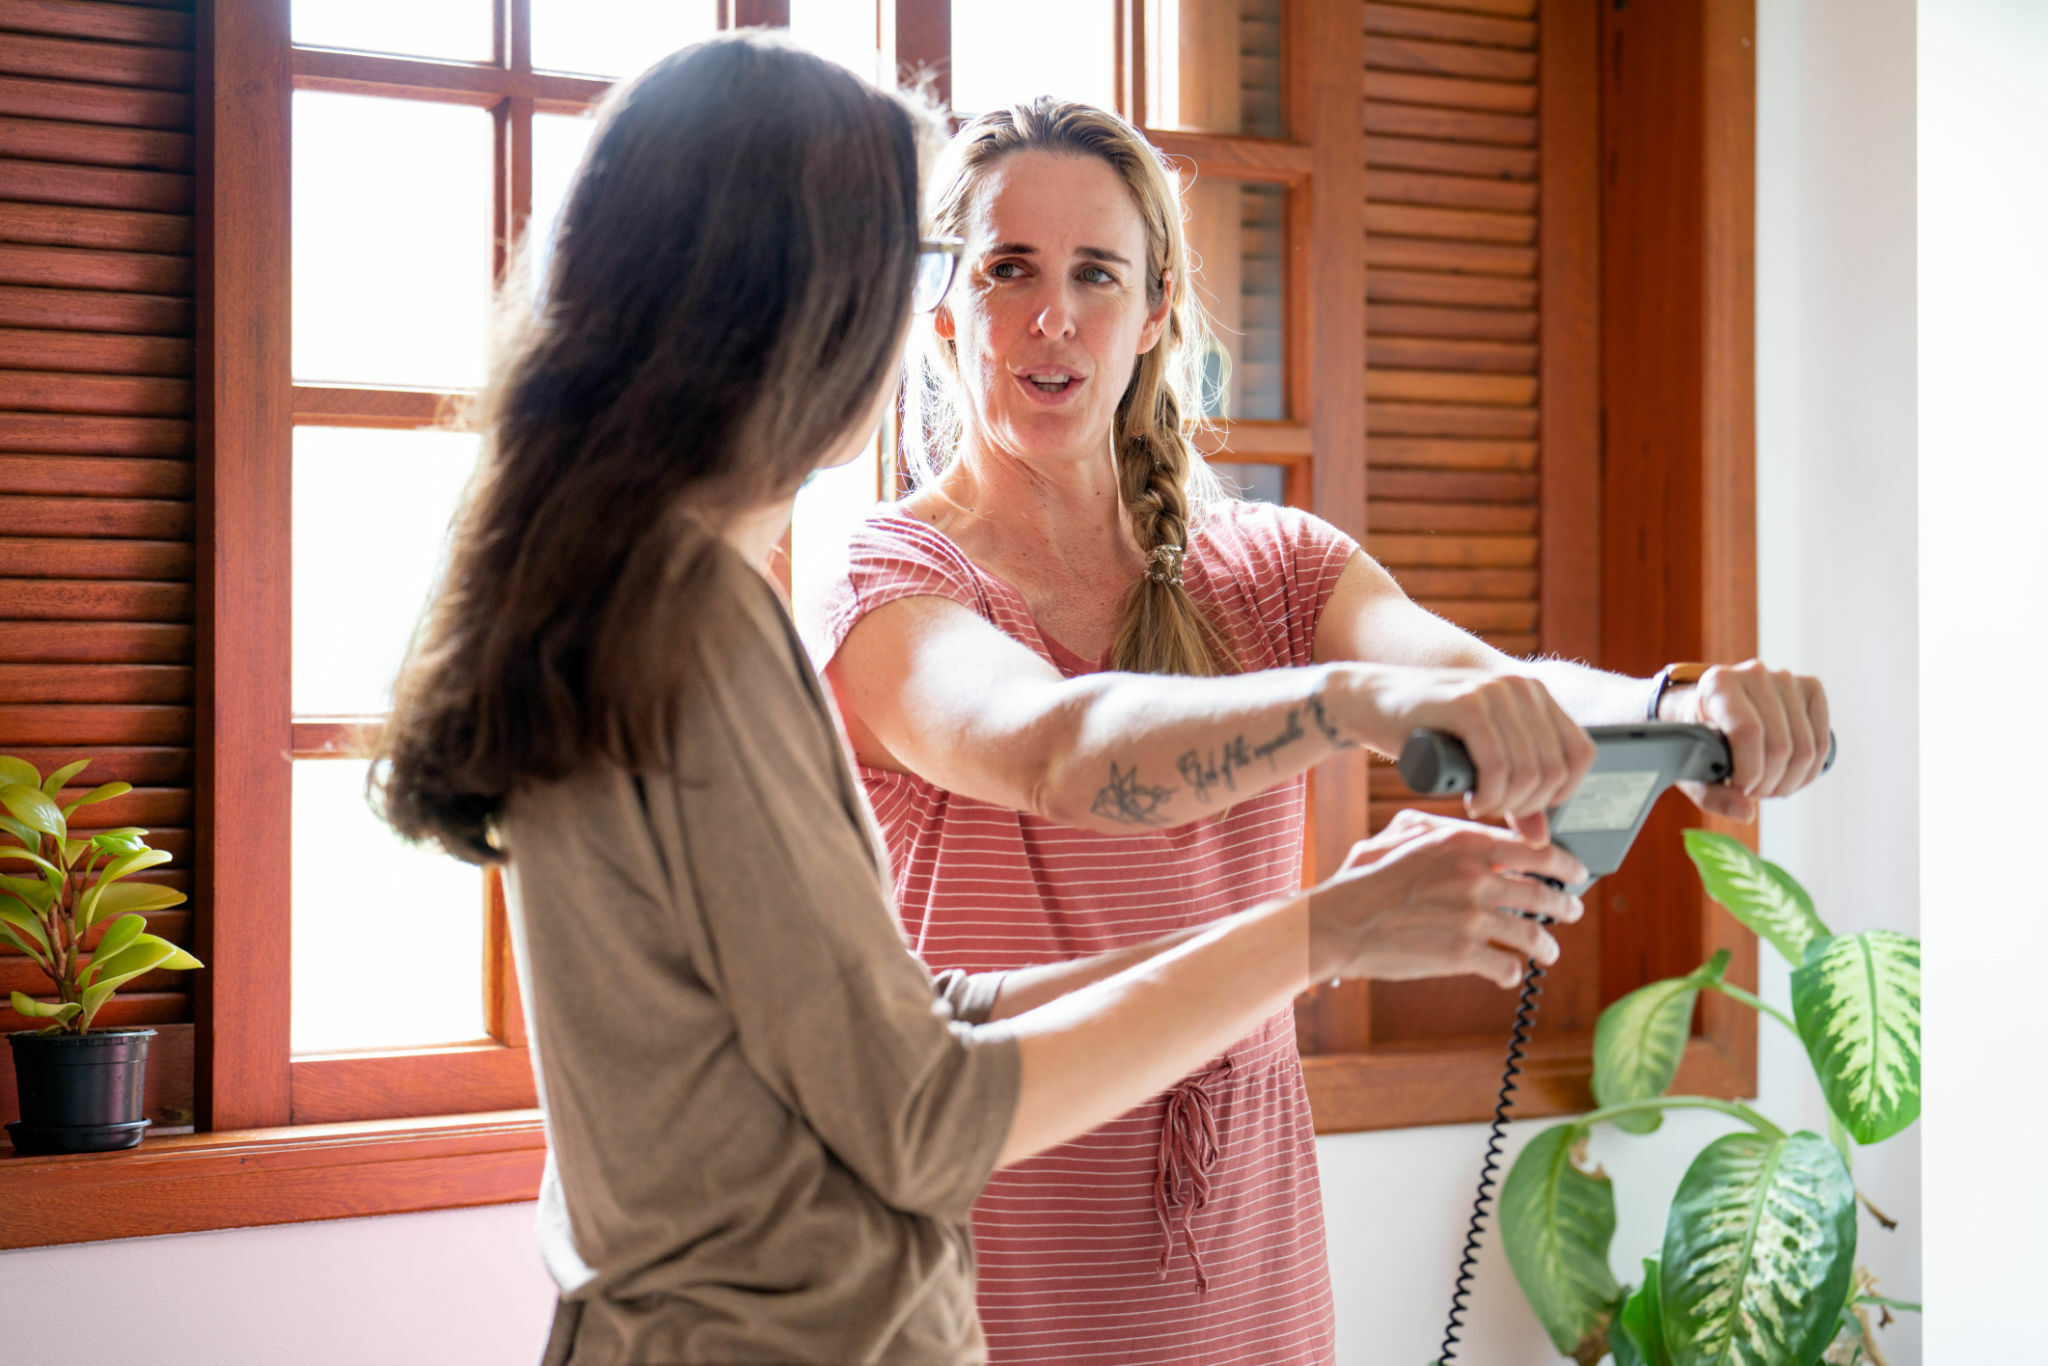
[1090,762,1179,826]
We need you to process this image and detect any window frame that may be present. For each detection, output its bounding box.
[0,0,1762,1248]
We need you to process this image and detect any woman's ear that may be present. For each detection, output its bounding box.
[934,301,956,342]
[1137,270,1172,354]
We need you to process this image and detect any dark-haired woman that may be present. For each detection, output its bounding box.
[375,36,1589,1366]
[811,99,1834,1364]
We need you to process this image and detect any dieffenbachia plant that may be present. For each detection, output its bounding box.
[1498,831,1920,1366]
[0,754,201,1035]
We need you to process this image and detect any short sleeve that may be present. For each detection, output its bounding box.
[1193,500,1361,670]
[800,511,994,673]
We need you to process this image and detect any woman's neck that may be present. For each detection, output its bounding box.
[719,496,796,581]
[929,428,1138,575]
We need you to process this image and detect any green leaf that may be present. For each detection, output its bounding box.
[0,756,40,790]
[0,844,60,878]
[77,979,116,1031]
[1682,830,1831,965]
[0,900,51,956]
[0,814,40,851]
[1660,1130,1856,1366]
[79,937,178,995]
[1791,930,1921,1145]
[62,781,130,817]
[87,913,148,974]
[1592,949,1732,1134]
[10,989,72,1019]
[80,847,173,925]
[0,783,65,840]
[1501,1122,1621,1357]
[89,880,186,919]
[0,871,53,913]
[39,759,91,799]
[96,847,172,883]
[1615,1259,1674,1366]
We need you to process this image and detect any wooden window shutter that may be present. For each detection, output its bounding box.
[0,0,198,1130]
[1361,4,1560,1046]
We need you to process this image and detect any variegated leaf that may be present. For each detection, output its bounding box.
[1501,1122,1621,1358]
[1661,1131,1856,1366]
[1593,950,1732,1133]
[1791,930,1921,1144]
[1683,830,1830,965]
[1615,1258,1674,1366]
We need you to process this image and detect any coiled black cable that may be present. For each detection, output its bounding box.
[1436,911,1553,1366]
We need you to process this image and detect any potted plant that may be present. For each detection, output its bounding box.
[0,754,202,1154]
[1498,831,1920,1366]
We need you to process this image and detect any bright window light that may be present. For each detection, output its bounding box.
[950,0,1116,116]
[292,92,493,390]
[291,0,488,62]
[292,426,481,717]
[530,0,717,79]
[292,759,488,1054]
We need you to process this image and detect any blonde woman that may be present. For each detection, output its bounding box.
[811,99,1831,1365]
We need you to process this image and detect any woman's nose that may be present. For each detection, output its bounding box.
[1029,282,1078,339]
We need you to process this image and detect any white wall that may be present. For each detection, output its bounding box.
[0,4,1939,1362]
[1321,0,1924,1360]
[0,1201,558,1364]
[1918,0,2048,1357]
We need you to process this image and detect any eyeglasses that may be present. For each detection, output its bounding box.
[914,236,964,313]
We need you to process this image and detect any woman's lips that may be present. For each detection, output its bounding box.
[1013,370,1086,407]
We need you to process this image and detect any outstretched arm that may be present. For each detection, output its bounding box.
[1312,550,1833,820]
[826,592,1594,837]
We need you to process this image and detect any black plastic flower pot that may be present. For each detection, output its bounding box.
[6,1027,155,1155]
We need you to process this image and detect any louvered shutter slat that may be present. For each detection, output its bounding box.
[1366,2,1542,817]
[0,0,194,1083]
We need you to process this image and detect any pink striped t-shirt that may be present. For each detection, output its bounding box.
[808,499,1358,1366]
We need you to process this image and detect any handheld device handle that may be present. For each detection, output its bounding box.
[1397,724,1836,798]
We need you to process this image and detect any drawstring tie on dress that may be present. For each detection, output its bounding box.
[1153,1058,1231,1292]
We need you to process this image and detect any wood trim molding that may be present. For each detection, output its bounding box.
[291,384,472,430]
[291,1044,538,1125]
[193,0,293,1132]
[1538,0,1601,667]
[1304,1032,1751,1135]
[1144,128,1312,184]
[290,47,609,110]
[0,1111,545,1250]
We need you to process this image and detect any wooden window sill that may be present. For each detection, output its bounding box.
[0,1109,545,1250]
[1304,1033,1753,1134]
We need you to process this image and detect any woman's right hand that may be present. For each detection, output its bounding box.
[1307,810,1588,990]
[1329,666,1596,844]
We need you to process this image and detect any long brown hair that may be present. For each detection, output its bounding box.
[374,34,937,862]
[904,98,1236,677]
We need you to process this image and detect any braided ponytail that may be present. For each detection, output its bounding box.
[909,96,1237,677]
[1110,326,1236,675]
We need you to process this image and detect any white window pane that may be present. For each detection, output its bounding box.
[530,111,598,288]
[790,0,880,82]
[292,759,487,1054]
[292,0,489,63]
[293,92,493,390]
[792,433,882,630]
[1212,461,1285,505]
[1146,0,1285,138]
[950,0,1116,117]
[1183,178,1285,420]
[531,0,718,79]
[293,427,480,716]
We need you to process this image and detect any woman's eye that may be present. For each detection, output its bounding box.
[989,261,1024,280]
[1080,265,1115,285]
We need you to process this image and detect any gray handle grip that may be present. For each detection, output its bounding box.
[1397,724,1838,798]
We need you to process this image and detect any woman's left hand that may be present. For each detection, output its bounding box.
[1664,660,1831,822]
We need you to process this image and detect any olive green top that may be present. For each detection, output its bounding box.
[503,546,1020,1365]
